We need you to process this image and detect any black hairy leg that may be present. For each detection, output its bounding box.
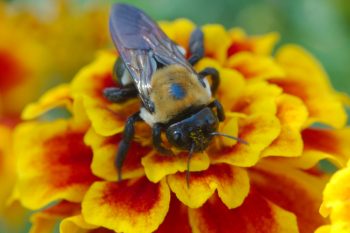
[103,86,138,103]
[115,112,142,181]
[209,99,225,122]
[152,123,174,156]
[199,67,220,95]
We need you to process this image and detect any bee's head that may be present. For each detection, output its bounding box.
[166,107,218,152]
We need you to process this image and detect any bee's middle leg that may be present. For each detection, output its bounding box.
[115,111,142,181]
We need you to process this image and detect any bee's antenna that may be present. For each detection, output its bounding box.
[186,144,195,188]
[211,132,248,145]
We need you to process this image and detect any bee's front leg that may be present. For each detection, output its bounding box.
[199,67,220,95]
[188,28,204,66]
[116,112,142,181]
[209,99,225,122]
[152,123,174,156]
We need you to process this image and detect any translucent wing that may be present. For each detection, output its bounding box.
[109,3,195,112]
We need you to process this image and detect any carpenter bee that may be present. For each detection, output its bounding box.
[105,3,246,185]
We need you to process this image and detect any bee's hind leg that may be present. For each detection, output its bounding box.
[115,111,142,181]
[188,28,204,66]
[199,67,220,95]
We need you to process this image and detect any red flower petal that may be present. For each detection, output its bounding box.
[211,114,280,167]
[142,151,210,183]
[71,52,140,136]
[30,201,81,233]
[226,52,285,80]
[82,178,170,233]
[155,194,192,233]
[168,164,249,209]
[303,128,350,166]
[272,45,347,129]
[262,94,308,157]
[230,81,282,116]
[189,192,298,233]
[250,160,328,233]
[15,120,99,209]
[85,127,151,181]
[227,29,279,57]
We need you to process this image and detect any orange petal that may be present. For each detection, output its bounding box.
[316,224,350,233]
[60,214,107,233]
[142,151,210,183]
[227,28,279,56]
[315,225,331,233]
[202,24,231,64]
[226,52,285,80]
[302,128,350,167]
[189,192,298,233]
[61,214,114,233]
[155,194,191,233]
[272,45,347,128]
[320,165,350,218]
[168,164,249,209]
[14,120,99,209]
[230,81,282,116]
[85,127,150,181]
[250,160,328,233]
[159,19,195,51]
[195,57,246,110]
[262,94,308,157]
[71,52,116,105]
[29,201,81,233]
[220,116,240,147]
[270,126,350,169]
[82,178,170,233]
[211,114,280,167]
[22,84,72,120]
[71,52,140,136]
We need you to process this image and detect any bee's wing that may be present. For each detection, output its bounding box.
[109,4,194,112]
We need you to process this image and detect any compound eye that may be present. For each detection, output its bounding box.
[173,131,182,143]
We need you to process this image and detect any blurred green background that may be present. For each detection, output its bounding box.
[1,0,349,232]
[8,0,350,94]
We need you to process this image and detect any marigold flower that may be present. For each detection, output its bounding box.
[0,0,110,117]
[315,162,350,233]
[13,19,349,233]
